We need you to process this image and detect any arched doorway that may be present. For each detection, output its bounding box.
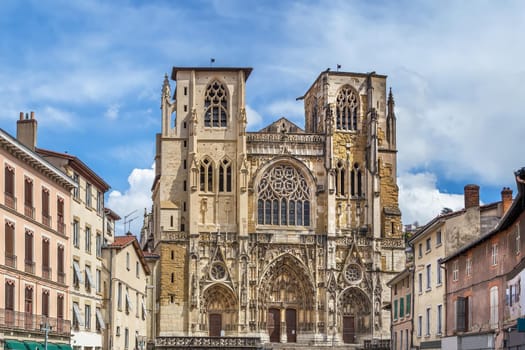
[202,284,238,336]
[259,254,315,343]
[339,287,371,343]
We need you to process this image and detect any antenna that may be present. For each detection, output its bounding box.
[123,210,138,234]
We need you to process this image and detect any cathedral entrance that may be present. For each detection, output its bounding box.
[259,254,315,343]
[209,314,222,337]
[339,288,371,343]
[202,284,237,336]
[267,308,280,342]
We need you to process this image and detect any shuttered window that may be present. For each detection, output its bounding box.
[42,188,50,218]
[5,166,14,195]
[24,178,33,206]
[57,294,64,318]
[42,239,50,267]
[25,230,33,262]
[5,281,15,310]
[57,245,64,274]
[5,221,14,255]
[42,290,49,316]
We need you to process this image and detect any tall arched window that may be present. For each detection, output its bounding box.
[219,159,232,192]
[257,164,311,226]
[336,86,359,130]
[351,163,363,197]
[335,160,346,196]
[200,158,214,192]
[204,80,228,127]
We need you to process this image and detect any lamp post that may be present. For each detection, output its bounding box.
[40,319,52,350]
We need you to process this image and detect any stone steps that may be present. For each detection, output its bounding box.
[261,343,362,350]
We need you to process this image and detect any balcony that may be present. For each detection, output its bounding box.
[0,309,71,335]
[5,253,16,268]
[42,266,52,279]
[24,204,35,219]
[42,213,52,227]
[25,260,35,274]
[57,271,66,284]
[4,192,16,210]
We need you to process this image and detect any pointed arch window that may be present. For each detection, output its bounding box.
[335,160,346,196]
[351,163,363,197]
[336,86,359,131]
[204,80,228,127]
[219,159,232,192]
[257,164,311,226]
[200,158,214,192]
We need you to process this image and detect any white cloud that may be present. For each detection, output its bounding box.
[246,104,264,131]
[107,164,155,235]
[398,171,465,227]
[39,106,75,128]
[265,100,304,126]
[104,104,120,120]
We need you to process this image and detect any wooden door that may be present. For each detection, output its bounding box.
[267,308,280,342]
[286,309,297,343]
[343,316,355,343]
[209,314,222,337]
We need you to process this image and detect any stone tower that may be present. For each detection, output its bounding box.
[143,67,405,348]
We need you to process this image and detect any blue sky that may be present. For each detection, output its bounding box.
[1,0,524,233]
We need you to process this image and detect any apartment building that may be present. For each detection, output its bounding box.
[0,113,76,349]
[408,185,509,349]
[388,268,413,350]
[9,112,113,350]
[102,235,149,350]
[442,171,524,349]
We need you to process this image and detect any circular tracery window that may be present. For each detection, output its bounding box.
[210,263,227,281]
[344,264,362,283]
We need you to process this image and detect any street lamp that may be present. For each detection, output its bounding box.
[40,319,52,350]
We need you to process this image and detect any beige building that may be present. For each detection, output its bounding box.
[408,185,510,349]
[142,66,405,348]
[0,113,76,349]
[103,235,150,350]
[36,147,112,350]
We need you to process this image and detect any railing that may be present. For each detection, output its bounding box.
[156,336,261,348]
[24,204,35,219]
[57,219,65,235]
[0,309,71,335]
[42,213,51,227]
[57,271,66,284]
[364,339,391,350]
[4,192,16,210]
[42,266,52,279]
[5,253,17,268]
[25,260,35,274]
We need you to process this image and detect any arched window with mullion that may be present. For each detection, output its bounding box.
[199,158,214,193]
[219,159,232,192]
[336,85,359,131]
[204,80,228,128]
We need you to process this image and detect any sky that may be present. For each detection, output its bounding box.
[1,0,524,235]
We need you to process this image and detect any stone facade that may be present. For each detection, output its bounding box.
[142,67,405,347]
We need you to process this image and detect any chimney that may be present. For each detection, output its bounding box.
[16,111,38,151]
[464,184,480,209]
[501,187,513,214]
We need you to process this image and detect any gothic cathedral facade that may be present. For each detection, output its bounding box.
[143,67,405,347]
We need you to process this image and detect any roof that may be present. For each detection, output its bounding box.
[36,148,110,192]
[386,267,412,287]
[106,235,150,274]
[171,66,253,81]
[0,128,76,191]
[104,207,121,221]
[441,169,525,263]
[257,117,305,133]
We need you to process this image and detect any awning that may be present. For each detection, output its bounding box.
[44,343,60,350]
[73,261,83,284]
[72,302,85,326]
[95,308,106,329]
[56,344,73,350]
[4,340,26,350]
[125,291,133,311]
[85,267,94,288]
[23,341,42,350]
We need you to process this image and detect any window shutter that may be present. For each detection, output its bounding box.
[456,297,465,331]
[57,294,64,318]
[24,179,33,206]
[5,167,14,195]
[5,222,14,255]
[5,282,15,310]
[57,246,64,274]
[42,239,50,267]
[25,231,33,261]
[42,291,49,316]
[42,189,49,216]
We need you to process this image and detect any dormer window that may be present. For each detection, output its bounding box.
[204,80,228,127]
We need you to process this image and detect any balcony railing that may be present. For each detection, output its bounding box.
[5,253,16,268]
[155,336,261,348]
[4,192,16,210]
[42,213,51,227]
[0,309,71,335]
[57,218,65,235]
[42,266,52,279]
[25,260,35,274]
[24,204,35,219]
[57,271,66,284]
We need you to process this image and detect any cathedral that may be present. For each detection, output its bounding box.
[141,66,405,348]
